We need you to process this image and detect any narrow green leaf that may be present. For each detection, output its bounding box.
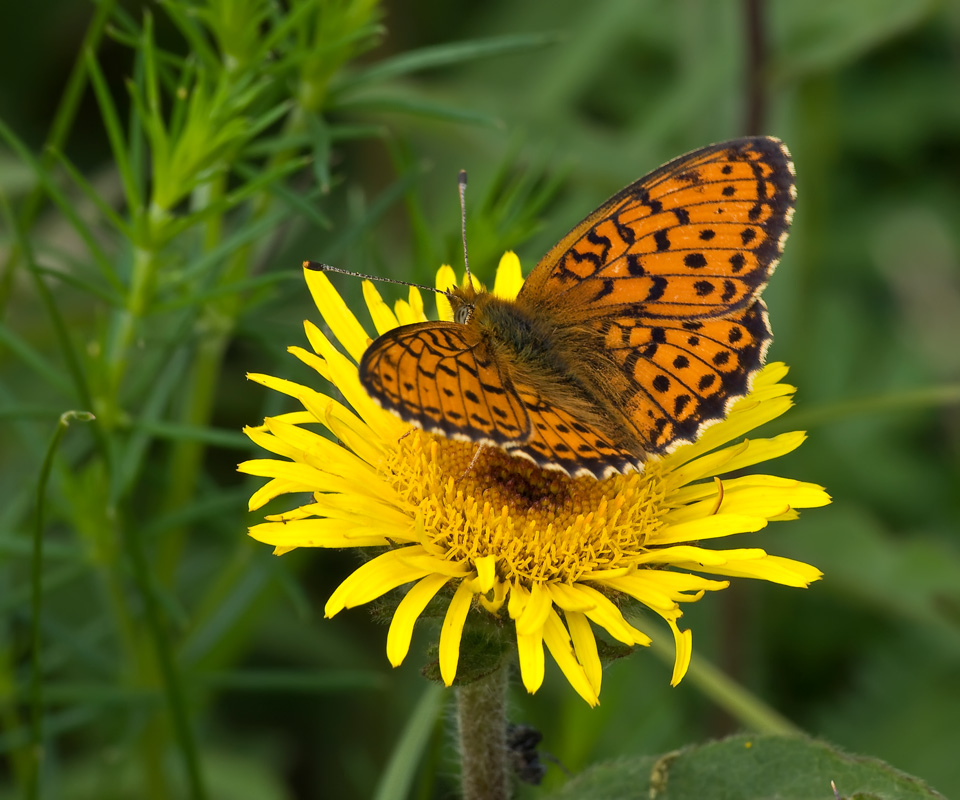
[234,160,331,229]
[330,93,502,127]
[161,155,310,243]
[28,411,95,799]
[126,419,250,450]
[0,323,74,398]
[46,147,133,239]
[0,116,120,286]
[373,684,445,800]
[84,49,142,218]
[336,32,563,93]
[162,0,222,70]
[324,165,425,263]
[30,265,124,307]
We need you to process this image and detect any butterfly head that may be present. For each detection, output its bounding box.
[447,281,484,325]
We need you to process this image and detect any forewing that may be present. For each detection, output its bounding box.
[359,322,530,444]
[594,299,772,454]
[519,137,795,320]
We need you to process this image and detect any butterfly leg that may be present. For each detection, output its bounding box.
[460,443,486,480]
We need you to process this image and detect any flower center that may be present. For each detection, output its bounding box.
[384,431,667,586]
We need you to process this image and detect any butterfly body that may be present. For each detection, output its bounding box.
[358,137,796,479]
[454,287,648,456]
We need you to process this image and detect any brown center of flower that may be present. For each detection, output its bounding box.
[384,431,667,586]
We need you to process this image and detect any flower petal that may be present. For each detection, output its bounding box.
[249,519,392,548]
[363,280,399,335]
[387,574,450,666]
[516,629,545,695]
[325,546,432,616]
[673,432,809,486]
[439,580,475,686]
[286,346,332,382]
[543,610,598,706]
[654,513,768,545]
[493,251,523,300]
[669,622,693,686]
[564,610,602,696]
[516,583,552,636]
[435,265,457,321]
[306,320,406,441]
[475,554,497,593]
[304,267,370,362]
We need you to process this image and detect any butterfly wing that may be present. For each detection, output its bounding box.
[516,137,793,457]
[591,299,772,453]
[359,321,531,444]
[507,384,640,479]
[519,137,795,320]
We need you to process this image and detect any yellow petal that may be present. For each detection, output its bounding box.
[249,519,391,548]
[669,431,808,486]
[654,513,768,545]
[516,583,552,636]
[493,251,523,300]
[387,574,450,666]
[325,546,431,616]
[543,611,598,706]
[308,321,406,442]
[286,346,332,382]
[363,280,399,335]
[564,610,602,696]
[245,477,311,510]
[669,623,693,686]
[475,555,497,593]
[304,267,370,362]
[507,582,529,620]
[571,585,652,646]
[516,629,545,695]
[435,265,457,321]
[679,552,823,587]
[439,580,475,686]
[408,285,426,321]
[664,394,796,471]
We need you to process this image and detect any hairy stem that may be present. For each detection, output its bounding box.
[457,664,511,800]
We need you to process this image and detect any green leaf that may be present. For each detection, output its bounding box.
[335,32,563,94]
[772,0,938,80]
[374,683,445,800]
[329,92,502,127]
[84,48,142,219]
[542,734,947,799]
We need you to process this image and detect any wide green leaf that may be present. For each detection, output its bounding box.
[542,734,946,799]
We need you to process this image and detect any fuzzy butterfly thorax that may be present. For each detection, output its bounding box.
[357,137,796,479]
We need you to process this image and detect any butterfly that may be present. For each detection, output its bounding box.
[355,137,795,479]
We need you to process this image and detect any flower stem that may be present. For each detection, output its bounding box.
[456,663,511,800]
[651,637,801,735]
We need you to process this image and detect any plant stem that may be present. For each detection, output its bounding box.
[29,411,95,799]
[456,663,510,800]
[650,637,801,735]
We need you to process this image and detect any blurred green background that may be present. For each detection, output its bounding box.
[1,1,958,798]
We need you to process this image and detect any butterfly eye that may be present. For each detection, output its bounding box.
[455,305,473,325]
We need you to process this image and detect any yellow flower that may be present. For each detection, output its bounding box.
[239,253,830,706]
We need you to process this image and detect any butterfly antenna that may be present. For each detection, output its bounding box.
[458,169,471,285]
[303,261,452,298]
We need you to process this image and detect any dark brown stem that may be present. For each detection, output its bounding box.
[744,0,767,134]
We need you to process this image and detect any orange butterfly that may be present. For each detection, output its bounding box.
[356,137,795,479]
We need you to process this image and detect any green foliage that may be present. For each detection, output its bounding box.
[542,734,947,799]
[1,0,958,798]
